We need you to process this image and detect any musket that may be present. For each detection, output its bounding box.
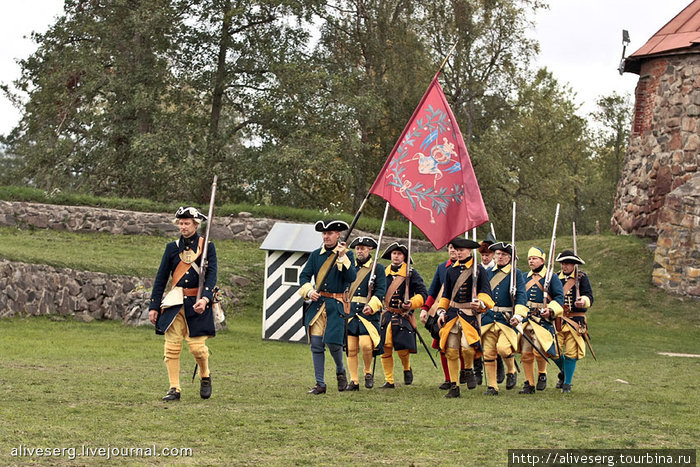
[571,222,597,361]
[403,222,437,368]
[541,203,561,359]
[193,175,218,381]
[509,202,517,305]
[368,202,390,375]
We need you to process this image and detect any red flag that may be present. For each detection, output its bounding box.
[370,74,489,250]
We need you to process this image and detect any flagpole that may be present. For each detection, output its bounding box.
[437,41,459,76]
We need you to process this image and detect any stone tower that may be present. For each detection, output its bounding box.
[613,1,700,298]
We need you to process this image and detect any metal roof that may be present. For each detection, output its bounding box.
[624,0,700,73]
[259,222,322,253]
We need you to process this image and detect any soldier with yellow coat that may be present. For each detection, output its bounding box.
[436,237,494,398]
[517,246,564,394]
[344,236,387,390]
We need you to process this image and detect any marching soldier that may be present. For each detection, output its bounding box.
[475,232,500,385]
[148,206,217,401]
[298,220,357,395]
[554,250,594,393]
[481,242,528,395]
[379,242,428,388]
[436,237,494,398]
[420,243,468,390]
[345,236,387,390]
[518,246,564,394]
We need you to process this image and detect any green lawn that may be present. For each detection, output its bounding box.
[0,229,698,465]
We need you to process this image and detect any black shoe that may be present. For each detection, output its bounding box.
[307,384,326,395]
[496,356,505,384]
[536,373,547,391]
[438,381,452,390]
[561,383,572,393]
[365,373,374,389]
[403,369,413,385]
[162,387,180,401]
[473,358,483,385]
[337,371,348,392]
[459,368,468,385]
[380,382,395,389]
[519,382,535,394]
[556,371,564,389]
[445,383,460,398]
[506,373,517,390]
[465,369,477,390]
[200,376,212,399]
[346,381,360,391]
[484,386,499,396]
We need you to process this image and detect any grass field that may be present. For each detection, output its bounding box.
[0,229,699,466]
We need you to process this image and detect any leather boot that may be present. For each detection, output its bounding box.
[465,369,477,389]
[403,369,413,385]
[459,368,468,385]
[337,371,348,392]
[484,386,499,396]
[307,384,326,395]
[438,381,452,390]
[536,373,547,391]
[162,387,180,401]
[445,383,460,398]
[380,382,395,389]
[496,356,505,384]
[200,376,212,399]
[506,373,517,390]
[519,382,535,394]
[556,371,564,389]
[364,373,374,389]
[346,381,360,391]
[561,383,572,393]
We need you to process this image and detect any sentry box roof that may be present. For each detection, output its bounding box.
[259,222,322,253]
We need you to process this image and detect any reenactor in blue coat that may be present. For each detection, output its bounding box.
[298,220,357,395]
[344,236,387,390]
[379,242,428,388]
[481,242,528,395]
[554,250,594,393]
[420,244,467,390]
[148,207,218,401]
[436,237,495,398]
[518,246,565,394]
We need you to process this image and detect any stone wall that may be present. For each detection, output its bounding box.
[651,173,700,298]
[0,200,434,251]
[611,54,700,239]
[0,259,154,325]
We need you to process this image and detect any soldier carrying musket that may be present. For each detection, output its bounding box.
[553,245,595,393]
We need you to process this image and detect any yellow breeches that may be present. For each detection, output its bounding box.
[347,335,374,384]
[557,323,585,359]
[438,316,480,353]
[164,309,210,391]
[309,309,327,337]
[381,326,410,384]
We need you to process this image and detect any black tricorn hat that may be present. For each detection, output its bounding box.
[555,250,585,265]
[489,241,515,257]
[349,236,378,249]
[449,237,481,249]
[482,232,497,245]
[314,220,349,232]
[381,242,412,263]
[173,206,207,224]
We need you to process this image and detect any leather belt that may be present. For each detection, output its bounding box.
[452,302,475,316]
[351,296,368,304]
[527,301,544,309]
[319,291,345,301]
[492,306,513,313]
[386,307,404,314]
[183,288,199,297]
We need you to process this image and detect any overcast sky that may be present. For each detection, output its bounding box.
[0,0,694,136]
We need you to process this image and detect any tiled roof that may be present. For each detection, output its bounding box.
[624,0,700,73]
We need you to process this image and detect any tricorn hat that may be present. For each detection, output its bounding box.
[555,250,585,265]
[489,241,515,257]
[449,237,481,249]
[349,236,378,249]
[381,242,412,263]
[482,232,497,245]
[173,206,207,225]
[314,220,349,232]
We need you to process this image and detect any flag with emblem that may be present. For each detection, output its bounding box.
[369,73,488,250]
